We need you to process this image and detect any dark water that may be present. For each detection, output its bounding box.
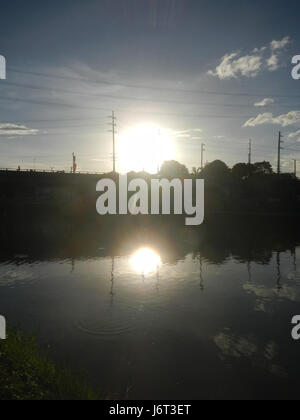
[0,215,300,400]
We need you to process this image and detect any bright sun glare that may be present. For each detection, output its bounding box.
[130,248,161,275]
[117,125,175,174]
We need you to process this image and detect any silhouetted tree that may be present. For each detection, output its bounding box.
[192,167,202,176]
[160,160,189,178]
[232,163,255,179]
[202,160,230,180]
[253,161,273,175]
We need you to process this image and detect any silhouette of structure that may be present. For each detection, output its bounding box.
[277,132,284,175]
[72,153,77,174]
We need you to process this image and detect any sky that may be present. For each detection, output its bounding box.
[0,0,299,173]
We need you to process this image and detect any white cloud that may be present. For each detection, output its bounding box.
[274,111,300,127]
[243,113,273,127]
[288,130,300,141]
[208,37,291,79]
[266,37,291,71]
[172,128,203,139]
[208,52,262,79]
[0,123,38,136]
[244,111,300,127]
[270,36,291,51]
[266,54,280,71]
[254,98,275,107]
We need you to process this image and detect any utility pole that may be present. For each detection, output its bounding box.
[201,143,205,170]
[293,159,297,177]
[248,139,252,165]
[108,111,117,173]
[277,131,284,174]
[72,152,77,174]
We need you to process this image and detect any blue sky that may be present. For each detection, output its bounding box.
[0,0,299,172]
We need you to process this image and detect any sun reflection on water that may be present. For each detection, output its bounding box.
[130,248,161,275]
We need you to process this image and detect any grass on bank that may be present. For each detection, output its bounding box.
[0,328,99,400]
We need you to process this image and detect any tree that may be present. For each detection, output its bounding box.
[253,161,273,175]
[192,167,202,176]
[202,160,230,180]
[232,163,255,179]
[159,160,190,178]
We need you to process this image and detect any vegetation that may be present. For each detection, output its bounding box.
[164,159,300,214]
[0,328,99,400]
[1,158,299,218]
[160,160,190,178]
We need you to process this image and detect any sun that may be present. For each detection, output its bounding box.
[117,124,175,174]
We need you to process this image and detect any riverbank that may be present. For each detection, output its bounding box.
[0,328,99,400]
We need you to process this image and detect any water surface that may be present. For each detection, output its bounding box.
[0,215,299,399]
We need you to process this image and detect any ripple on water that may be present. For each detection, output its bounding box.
[74,302,141,339]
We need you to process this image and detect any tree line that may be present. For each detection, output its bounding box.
[156,159,300,213]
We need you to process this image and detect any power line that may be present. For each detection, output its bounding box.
[8,67,300,99]
[0,81,257,108]
[3,80,300,109]
[0,94,111,111]
[283,147,300,153]
[0,94,256,119]
[3,117,107,124]
[0,116,290,157]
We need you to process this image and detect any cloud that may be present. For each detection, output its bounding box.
[0,123,38,136]
[254,98,275,107]
[288,130,300,141]
[208,52,262,79]
[266,54,280,71]
[208,37,291,79]
[270,36,291,51]
[267,36,291,71]
[243,113,273,127]
[243,111,300,127]
[173,128,203,139]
